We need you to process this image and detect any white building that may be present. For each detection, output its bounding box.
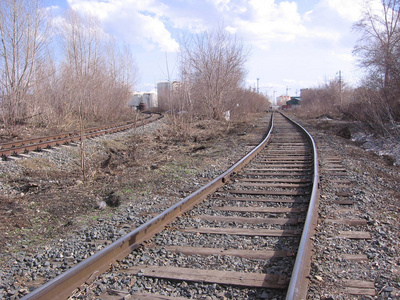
[128,92,158,109]
[277,95,290,106]
[157,81,181,110]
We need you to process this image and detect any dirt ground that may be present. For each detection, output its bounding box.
[0,114,269,262]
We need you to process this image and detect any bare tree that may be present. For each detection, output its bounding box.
[58,10,136,124]
[299,78,351,117]
[353,0,400,121]
[104,41,138,120]
[232,88,270,119]
[0,0,49,126]
[354,0,400,88]
[59,10,103,121]
[0,1,138,139]
[179,26,248,119]
[30,51,59,126]
[55,10,139,179]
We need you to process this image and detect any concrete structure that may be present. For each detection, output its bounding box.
[157,81,181,110]
[286,97,301,106]
[277,95,290,106]
[142,92,158,108]
[128,92,158,110]
[282,97,302,110]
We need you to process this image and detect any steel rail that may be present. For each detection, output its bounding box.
[0,113,162,159]
[0,120,145,149]
[281,112,320,300]
[21,113,274,300]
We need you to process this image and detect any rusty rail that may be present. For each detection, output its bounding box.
[282,112,320,300]
[0,113,162,159]
[21,114,274,300]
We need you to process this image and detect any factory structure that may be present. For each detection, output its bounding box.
[128,81,181,111]
[130,81,303,112]
[156,81,181,111]
[127,92,158,110]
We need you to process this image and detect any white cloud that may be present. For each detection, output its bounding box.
[66,0,179,52]
[221,0,355,50]
[157,0,223,33]
[225,26,237,34]
[326,0,363,22]
[206,0,231,11]
[170,16,208,33]
[55,0,363,93]
[227,0,308,48]
[303,10,314,22]
[332,49,355,63]
[283,78,297,84]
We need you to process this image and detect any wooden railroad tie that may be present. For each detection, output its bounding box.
[126,266,288,289]
[163,245,295,259]
[181,227,301,237]
[193,215,304,225]
[341,280,375,296]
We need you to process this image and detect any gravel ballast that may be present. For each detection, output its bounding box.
[0,112,399,299]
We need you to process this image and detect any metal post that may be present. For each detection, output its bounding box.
[257,78,259,94]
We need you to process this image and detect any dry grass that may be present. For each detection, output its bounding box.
[0,113,267,258]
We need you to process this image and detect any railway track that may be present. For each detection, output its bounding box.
[21,112,319,300]
[0,113,162,160]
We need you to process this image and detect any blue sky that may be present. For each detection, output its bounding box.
[47,0,368,100]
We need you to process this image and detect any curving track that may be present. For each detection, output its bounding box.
[21,112,319,300]
[0,113,162,160]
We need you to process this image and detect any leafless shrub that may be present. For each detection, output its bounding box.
[344,86,399,136]
[56,10,135,125]
[178,25,248,120]
[230,88,270,121]
[297,79,349,118]
[0,4,138,133]
[0,0,49,128]
[160,26,269,139]
[297,79,399,136]
[351,0,400,135]
[353,0,400,97]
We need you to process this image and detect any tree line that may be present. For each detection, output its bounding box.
[0,0,138,132]
[159,26,269,122]
[300,0,400,136]
[0,0,269,136]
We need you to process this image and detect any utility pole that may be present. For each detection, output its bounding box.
[286,86,290,96]
[338,70,343,105]
[257,78,259,94]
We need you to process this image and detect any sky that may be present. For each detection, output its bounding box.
[47,0,369,100]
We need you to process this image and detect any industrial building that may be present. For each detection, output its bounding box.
[157,81,181,110]
[128,92,158,110]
